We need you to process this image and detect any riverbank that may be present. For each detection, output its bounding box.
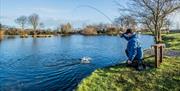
[76,33,180,91]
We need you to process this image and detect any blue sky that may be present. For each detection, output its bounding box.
[0,0,179,29]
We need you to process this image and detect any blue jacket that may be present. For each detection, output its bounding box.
[122,33,143,62]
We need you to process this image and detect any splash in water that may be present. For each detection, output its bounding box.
[80,56,92,64]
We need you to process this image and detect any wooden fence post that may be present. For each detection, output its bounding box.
[160,46,163,63]
[152,44,165,68]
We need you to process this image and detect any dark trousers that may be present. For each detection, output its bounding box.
[125,49,143,65]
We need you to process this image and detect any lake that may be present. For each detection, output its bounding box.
[0,35,154,91]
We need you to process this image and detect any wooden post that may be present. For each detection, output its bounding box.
[154,46,159,67]
[160,46,163,63]
[152,44,165,68]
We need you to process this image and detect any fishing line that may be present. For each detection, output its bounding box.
[72,5,114,23]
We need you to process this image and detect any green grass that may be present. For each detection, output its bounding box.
[142,32,180,50]
[162,33,180,50]
[141,31,154,35]
[77,33,180,91]
[77,57,180,91]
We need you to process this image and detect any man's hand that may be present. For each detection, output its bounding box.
[127,60,132,64]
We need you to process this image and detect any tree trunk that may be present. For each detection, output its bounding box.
[158,30,162,43]
[155,28,159,43]
[21,24,24,31]
[155,35,159,43]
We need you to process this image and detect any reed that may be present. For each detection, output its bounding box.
[0,30,4,40]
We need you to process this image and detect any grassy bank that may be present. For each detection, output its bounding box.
[77,33,180,91]
[162,33,180,50]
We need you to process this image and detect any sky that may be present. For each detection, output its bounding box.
[0,0,179,29]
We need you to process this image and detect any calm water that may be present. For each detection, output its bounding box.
[0,35,154,91]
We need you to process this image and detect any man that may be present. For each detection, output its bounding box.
[121,29,144,70]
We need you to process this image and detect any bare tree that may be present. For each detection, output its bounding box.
[96,23,107,33]
[114,16,125,30]
[28,13,39,31]
[39,22,45,30]
[116,0,180,43]
[61,23,72,34]
[114,15,137,30]
[15,16,27,30]
[164,19,171,32]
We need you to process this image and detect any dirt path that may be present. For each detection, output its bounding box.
[144,49,180,57]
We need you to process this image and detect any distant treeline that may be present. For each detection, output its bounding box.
[0,25,122,36]
[1,23,174,36]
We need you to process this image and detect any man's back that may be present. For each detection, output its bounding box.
[125,34,143,62]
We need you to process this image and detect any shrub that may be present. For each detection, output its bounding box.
[106,27,120,35]
[81,27,98,35]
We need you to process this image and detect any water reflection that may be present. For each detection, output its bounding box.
[0,35,4,41]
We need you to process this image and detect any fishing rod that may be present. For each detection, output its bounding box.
[73,5,114,24]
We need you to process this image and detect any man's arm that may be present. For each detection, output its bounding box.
[121,33,130,41]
